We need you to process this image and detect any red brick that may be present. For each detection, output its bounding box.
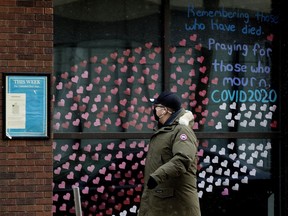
[44,60,53,67]
[0,146,17,152]
[0,1,53,214]
[16,146,34,152]
[44,190,53,197]
[7,60,25,67]
[15,172,35,179]
[36,197,52,205]
[26,61,44,67]
[0,199,16,205]
[7,191,25,199]
[44,21,53,28]
[7,153,26,159]
[16,40,35,47]
[45,8,53,14]
[43,165,52,173]
[7,205,27,212]
[37,212,51,216]
[35,14,52,21]
[26,20,44,27]
[16,198,35,205]
[35,172,52,179]
[0,53,16,59]
[36,159,52,166]
[0,173,16,179]
[16,14,35,20]
[17,27,35,34]
[29,205,45,211]
[16,0,34,7]
[8,7,25,13]
[27,47,44,54]
[0,27,17,33]
[0,1,16,7]
[0,60,8,67]
[36,184,51,192]
[15,213,28,216]
[26,7,44,14]
[36,27,53,34]
[14,67,35,72]
[9,34,26,40]
[0,160,17,166]
[29,166,44,172]
[8,140,27,147]
[36,54,52,61]
[15,185,35,192]
[9,166,27,173]
[18,54,35,60]
[8,179,28,186]
[44,34,53,41]
[24,178,44,185]
[36,1,52,8]
[0,13,16,20]
[0,33,9,39]
[8,20,25,27]
[8,47,26,54]
[0,40,16,47]
[25,192,45,199]
[0,154,8,160]
[35,146,51,152]
[26,34,44,41]
[15,157,35,165]
[35,41,52,47]
[0,47,9,53]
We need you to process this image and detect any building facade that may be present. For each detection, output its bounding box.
[0,0,288,215]
[0,0,53,215]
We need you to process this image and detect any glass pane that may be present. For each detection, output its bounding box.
[52,138,273,215]
[197,138,273,216]
[53,0,162,133]
[169,0,280,132]
[53,139,149,215]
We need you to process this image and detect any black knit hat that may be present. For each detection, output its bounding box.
[152,91,182,111]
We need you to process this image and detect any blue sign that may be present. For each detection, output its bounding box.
[5,74,49,139]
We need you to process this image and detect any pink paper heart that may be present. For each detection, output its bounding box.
[179,39,186,46]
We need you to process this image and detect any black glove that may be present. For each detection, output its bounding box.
[147,176,158,189]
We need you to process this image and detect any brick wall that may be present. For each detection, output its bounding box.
[0,0,53,215]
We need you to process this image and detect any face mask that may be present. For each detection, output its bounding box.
[153,108,159,121]
[153,106,166,122]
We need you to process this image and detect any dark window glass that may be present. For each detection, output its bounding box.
[170,0,280,132]
[53,0,162,133]
[53,0,281,215]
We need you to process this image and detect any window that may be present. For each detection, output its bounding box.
[53,0,282,215]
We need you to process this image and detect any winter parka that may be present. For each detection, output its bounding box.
[138,108,201,216]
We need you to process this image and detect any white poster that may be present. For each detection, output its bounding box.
[6,93,26,129]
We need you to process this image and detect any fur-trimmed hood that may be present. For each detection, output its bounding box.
[155,109,195,129]
[179,110,195,127]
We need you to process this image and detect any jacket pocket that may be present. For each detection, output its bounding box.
[152,188,174,198]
